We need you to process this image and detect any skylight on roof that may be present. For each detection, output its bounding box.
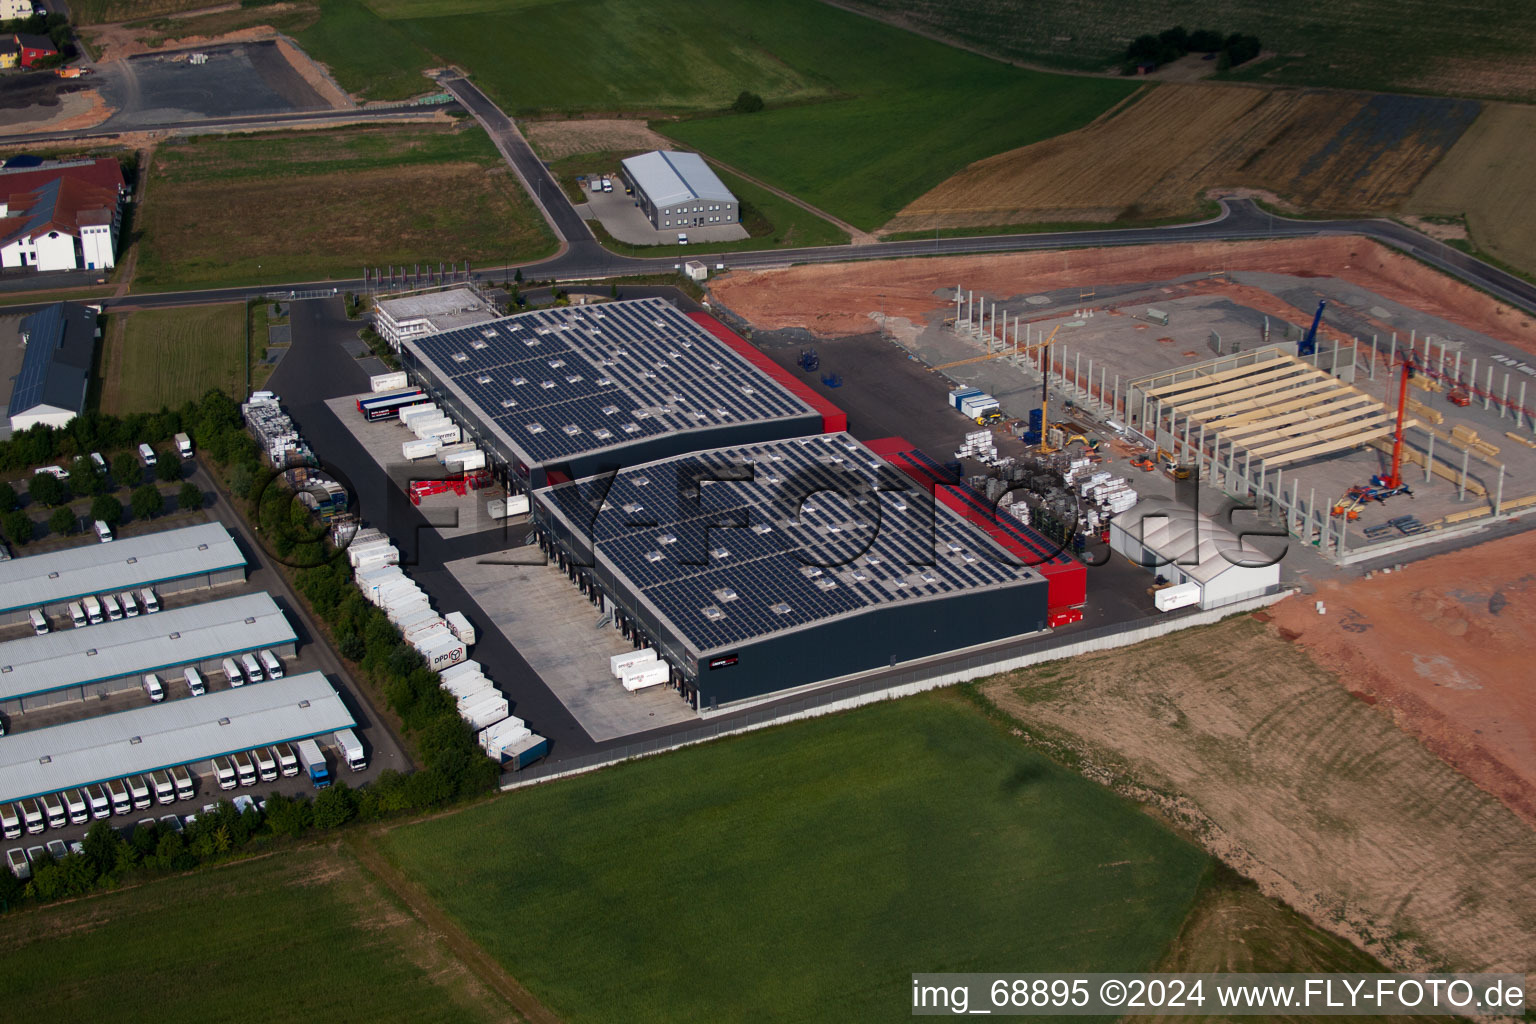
[771,602,792,615]
[526,423,545,434]
[451,352,469,363]
[602,405,619,415]
[701,605,726,621]
[476,374,493,384]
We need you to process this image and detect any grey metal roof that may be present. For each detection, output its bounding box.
[375,288,496,334]
[8,301,95,421]
[621,151,736,208]
[0,593,295,703]
[0,522,245,615]
[0,672,353,803]
[407,297,813,469]
[538,433,1044,656]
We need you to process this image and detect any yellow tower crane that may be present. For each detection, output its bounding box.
[1031,325,1062,453]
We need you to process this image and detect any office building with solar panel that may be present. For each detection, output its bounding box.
[536,433,1050,709]
[7,300,97,433]
[399,297,839,488]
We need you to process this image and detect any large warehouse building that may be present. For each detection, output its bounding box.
[0,592,296,714]
[620,151,739,231]
[0,673,353,805]
[0,521,246,625]
[400,297,843,489]
[536,432,1051,709]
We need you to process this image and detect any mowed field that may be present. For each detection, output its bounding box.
[0,845,515,1024]
[132,125,556,291]
[100,304,246,414]
[1407,103,1536,278]
[381,693,1211,1022]
[888,84,1480,232]
[172,0,1133,231]
[979,616,1536,982]
[836,0,1536,101]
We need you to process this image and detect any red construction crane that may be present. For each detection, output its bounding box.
[1374,353,1416,492]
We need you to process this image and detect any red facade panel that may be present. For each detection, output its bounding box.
[686,311,848,433]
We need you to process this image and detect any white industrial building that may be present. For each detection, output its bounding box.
[620,151,739,231]
[0,522,246,625]
[1109,499,1283,611]
[0,175,119,272]
[0,592,297,714]
[0,673,353,805]
[373,287,497,352]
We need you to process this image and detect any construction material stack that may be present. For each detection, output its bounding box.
[949,387,1001,423]
[955,429,999,465]
[242,393,315,468]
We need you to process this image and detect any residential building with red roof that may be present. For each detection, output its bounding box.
[0,166,122,272]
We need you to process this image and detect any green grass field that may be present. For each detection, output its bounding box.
[133,125,556,291]
[0,846,511,1024]
[100,304,245,414]
[380,693,1210,1023]
[276,0,1131,231]
[835,0,1536,101]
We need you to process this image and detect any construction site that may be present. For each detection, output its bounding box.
[711,240,1536,582]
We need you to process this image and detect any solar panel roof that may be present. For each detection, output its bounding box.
[406,297,813,468]
[9,301,95,420]
[538,433,1044,656]
[0,672,353,804]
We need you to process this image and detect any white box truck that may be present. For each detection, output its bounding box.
[414,631,466,671]
[610,648,657,678]
[252,747,277,782]
[170,765,194,801]
[259,649,284,679]
[443,611,476,646]
[105,779,131,815]
[370,370,409,392]
[85,784,111,819]
[127,775,151,810]
[63,789,88,824]
[622,662,670,692]
[334,729,367,771]
[275,743,299,777]
[151,770,175,805]
[175,432,194,459]
[296,739,331,789]
[231,751,256,787]
[212,757,237,791]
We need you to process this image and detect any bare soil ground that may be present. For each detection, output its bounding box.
[707,237,1536,354]
[522,118,674,161]
[979,616,1536,987]
[888,85,1479,233]
[1269,534,1536,826]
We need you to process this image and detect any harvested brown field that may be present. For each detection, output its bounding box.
[1269,533,1536,826]
[887,84,1481,232]
[1408,102,1536,278]
[523,118,674,161]
[708,236,1536,354]
[979,615,1536,986]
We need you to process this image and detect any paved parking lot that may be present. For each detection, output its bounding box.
[98,41,334,131]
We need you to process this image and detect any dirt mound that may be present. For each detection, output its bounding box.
[709,236,1536,356]
[1271,534,1536,827]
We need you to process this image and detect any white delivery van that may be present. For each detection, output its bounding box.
[85,784,111,819]
[240,653,263,682]
[259,649,283,679]
[94,519,113,542]
[138,443,156,466]
[139,588,160,612]
[170,765,194,801]
[41,793,67,830]
[63,789,88,824]
[83,595,103,623]
[18,798,44,834]
[151,771,175,805]
[222,657,244,687]
[183,666,206,696]
[1,802,20,840]
[119,590,139,616]
[102,593,122,621]
[68,601,87,628]
[252,747,277,782]
[90,452,106,472]
[276,743,300,777]
[105,779,132,816]
[212,757,237,791]
[127,775,152,810]
[143,673,165,702]
[6,847,29,880]
[29,608,48,635]
[231,751,256,787]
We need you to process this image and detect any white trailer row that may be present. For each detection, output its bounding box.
[609,647,668,692]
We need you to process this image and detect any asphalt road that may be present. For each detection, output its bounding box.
[0,103,454,148]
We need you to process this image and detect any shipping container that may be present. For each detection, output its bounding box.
[439,660,482,684]
[450,676,496,705]
[499,732,549,771]
[443,611,476,646]
[609,648,657,678]
[346,538,398,568]
[415,631,466,670]
[622,662,670,692]
[401,437,441,461]
[370,371,409,392]
[1154,581,1201,612]
[478,719,530,756]
[460,693,509,731]
[410,414,450,438]
[398,403,440,429]
[445,450,487,474]
[419,423,462,446]
[948,387,983,411]
[486,494,531,519]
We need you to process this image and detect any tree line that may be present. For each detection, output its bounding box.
[1123,27,1262,72]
